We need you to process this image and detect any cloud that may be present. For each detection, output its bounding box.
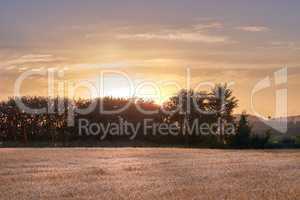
[72,62,132,69]
[236,26,270,32]
[117,31,229,44]
[113,22,231,44]
[85,33,104,39]
[5,54,61,65]
[258,41,300,51]
[270,41,295,47]
[193,21,223,30]
[267,41,300,51]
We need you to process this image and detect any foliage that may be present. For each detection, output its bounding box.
[232,113,251,148]
[250,130,271,148]
[0,85,297,148]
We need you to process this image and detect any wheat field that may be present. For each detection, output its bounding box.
[0,148,299,200]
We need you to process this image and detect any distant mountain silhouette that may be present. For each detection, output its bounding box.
[235,114,300,136]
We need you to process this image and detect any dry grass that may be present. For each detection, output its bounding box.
[0,148,299,200]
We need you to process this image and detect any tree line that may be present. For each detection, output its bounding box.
[0,84,281,148]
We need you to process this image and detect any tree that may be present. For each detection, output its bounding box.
[209,84,238,144]
[233,113,251,147]
[162,89,211,145]
[163,85,238,146]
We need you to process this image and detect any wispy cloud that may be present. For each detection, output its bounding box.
[117,32,228,43]
[71,62,132,69]
[83,21,230,44]
[268,41,300,51]
[236,26,270,32]
[193,21,224,30]
[270,41,295,47]
[116,23,230,44]
[5,54,61,65]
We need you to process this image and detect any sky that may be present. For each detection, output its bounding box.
[0,0,300,117]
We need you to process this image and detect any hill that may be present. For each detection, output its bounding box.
[235,115,300,137]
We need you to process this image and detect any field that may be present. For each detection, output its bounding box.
[0,148,299,200]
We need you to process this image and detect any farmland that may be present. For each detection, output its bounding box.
[0,148,299,200]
